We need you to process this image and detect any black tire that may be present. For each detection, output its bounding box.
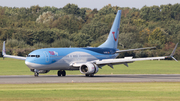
[57,70,62,76]
[34,72,39,77]
[89,74,94,77]
[62,70,66,76]
[85,74,89,77]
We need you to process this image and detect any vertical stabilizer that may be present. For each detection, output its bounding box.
[98,10,121,49]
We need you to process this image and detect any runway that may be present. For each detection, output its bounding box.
[0,74,180,84]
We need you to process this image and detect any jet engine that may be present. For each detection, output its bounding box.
[30,69,50,73]
[80,63,99,74]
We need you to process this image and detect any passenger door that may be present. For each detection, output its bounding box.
[43,51,49,63]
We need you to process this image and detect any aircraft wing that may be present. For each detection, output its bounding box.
[71,43,178,68]
[116,47,156,53]
[70,56,167,68]
[97,43,178,67]
[2,41,26,60]
[104,43,178,67]
[3,54,26,60]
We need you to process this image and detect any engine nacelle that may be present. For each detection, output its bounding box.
[80,62,99,74]
[30,69,50,73]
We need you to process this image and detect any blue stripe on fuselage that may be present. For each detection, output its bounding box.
[82,48,116,55]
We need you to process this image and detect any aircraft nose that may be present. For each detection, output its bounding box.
[25,61,34,69]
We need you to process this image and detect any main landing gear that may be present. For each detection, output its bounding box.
[57,70,66,76]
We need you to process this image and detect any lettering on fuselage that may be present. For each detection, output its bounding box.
[103,51,110,54]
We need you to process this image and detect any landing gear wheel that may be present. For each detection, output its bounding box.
[85,74,94,77]
[57,70,66,77]
[85,74,89,77]
[89,74,94,77]
[34,72,39,77]
[34,69,39,77]
[62,70,66,76]
[57,70,62,76]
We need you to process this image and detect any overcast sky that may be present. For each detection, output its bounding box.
[0,0,180,9]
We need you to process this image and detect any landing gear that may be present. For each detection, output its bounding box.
[57,70,62,76]
[89,74,94,77]
[85,74,94,77]
[57,70,66,77]
[34,69,39,77]
[34,72,39,77]
[62,70,66,76]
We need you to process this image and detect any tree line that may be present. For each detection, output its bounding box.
[0,3,180,59]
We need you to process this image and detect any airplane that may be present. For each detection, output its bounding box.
[2,10,178,77]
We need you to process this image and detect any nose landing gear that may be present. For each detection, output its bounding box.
[34,72,39,77]
[34,69,39,77]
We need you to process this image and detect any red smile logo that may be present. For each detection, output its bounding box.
[112,32,117,41]
[49,51,55,55]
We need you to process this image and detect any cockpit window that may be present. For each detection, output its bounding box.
[31,55,36,57]
[28,55,40,58]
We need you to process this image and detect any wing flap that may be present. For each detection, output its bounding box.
[70,62,84,67]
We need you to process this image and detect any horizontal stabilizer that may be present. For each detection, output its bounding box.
[116,47,156,53]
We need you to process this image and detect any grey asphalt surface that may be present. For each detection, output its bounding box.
[0,74,180,84]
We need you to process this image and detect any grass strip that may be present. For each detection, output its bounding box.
[0,83,180,101]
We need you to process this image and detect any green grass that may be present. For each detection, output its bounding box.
[0,58,180,75]
[0,83,180,101]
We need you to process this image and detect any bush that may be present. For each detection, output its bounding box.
[51,39,75,47]
[6,39,29,48]
[33,42,50,49]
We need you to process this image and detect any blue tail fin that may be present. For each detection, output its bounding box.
[98,10,121,49]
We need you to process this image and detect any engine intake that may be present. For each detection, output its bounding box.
[80,63,99,74]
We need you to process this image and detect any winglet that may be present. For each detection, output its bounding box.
[2,41,6,58]
[168,43,178,62]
